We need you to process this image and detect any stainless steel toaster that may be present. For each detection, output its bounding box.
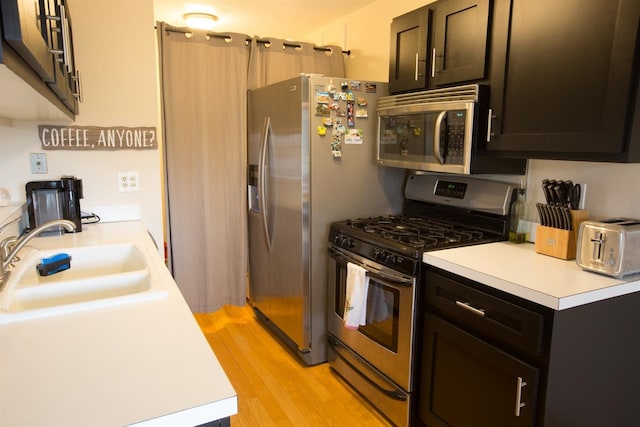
[576,218,640,278]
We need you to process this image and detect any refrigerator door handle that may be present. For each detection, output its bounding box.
[259,115,274,251]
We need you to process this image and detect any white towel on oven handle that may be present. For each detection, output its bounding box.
[344,262,369,329]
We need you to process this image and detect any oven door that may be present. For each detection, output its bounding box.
[327,246,416,392]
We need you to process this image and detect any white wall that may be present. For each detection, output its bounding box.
[0,0,164,250]
[305,0,640,222]
[305,0,432,81]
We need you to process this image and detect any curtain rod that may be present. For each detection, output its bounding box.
[162,26,351,55]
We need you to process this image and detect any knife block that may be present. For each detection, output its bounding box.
[534,210,589,260]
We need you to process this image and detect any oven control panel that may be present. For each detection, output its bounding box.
[373,248,398,266]
[333,234,355,249]
[370,248,412,275]
[331,231,417,276]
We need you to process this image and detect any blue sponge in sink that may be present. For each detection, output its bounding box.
[36,253,72,276]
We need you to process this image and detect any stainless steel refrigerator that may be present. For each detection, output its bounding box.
[247,75,404,365]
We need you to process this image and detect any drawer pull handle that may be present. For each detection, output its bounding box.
[515,376,527,416]
[455,300,485,317]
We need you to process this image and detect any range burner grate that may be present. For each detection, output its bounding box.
[347,215,487,250]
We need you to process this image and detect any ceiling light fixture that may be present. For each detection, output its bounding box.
[183,12,218,30]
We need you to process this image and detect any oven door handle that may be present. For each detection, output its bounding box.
[328,335,407,401]
[328,247,414,286]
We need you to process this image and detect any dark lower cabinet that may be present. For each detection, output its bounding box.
[197,417,230,427]
[420,266,640,427]
[420,313,538,426]
[486,0,640,161]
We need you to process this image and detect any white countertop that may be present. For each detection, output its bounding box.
[0,221,237,426]
[422,241,640,310]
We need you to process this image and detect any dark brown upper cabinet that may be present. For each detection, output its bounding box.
[45,0,79,114]
[0,0,80,120]
[0,0,54,83]
[388,0,491,94]
[486,0,640,162]
[431,0,490,86]
[388,5,431,94]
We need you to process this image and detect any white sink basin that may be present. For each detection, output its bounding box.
[7,270,151,312]
[16,244,147,284]
[0,243,167,322]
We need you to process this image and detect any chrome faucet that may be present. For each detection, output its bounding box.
[0,219,77,290]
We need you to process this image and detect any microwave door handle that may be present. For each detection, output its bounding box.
[433,111,447,164]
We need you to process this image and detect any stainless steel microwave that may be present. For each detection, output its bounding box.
[376,84,524,175]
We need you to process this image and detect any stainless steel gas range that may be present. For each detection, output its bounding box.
[327,172,517,426]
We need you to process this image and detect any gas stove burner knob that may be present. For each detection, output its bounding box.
[385,254,396,265]
[378,251,389,263]
[337,235,354,248]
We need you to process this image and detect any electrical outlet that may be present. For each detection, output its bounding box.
[118,172,139,192]
[30,153,47,174]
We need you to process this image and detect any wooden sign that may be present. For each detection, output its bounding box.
[38,125,158,150]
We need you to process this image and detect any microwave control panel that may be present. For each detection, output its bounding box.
[444,110,466,165]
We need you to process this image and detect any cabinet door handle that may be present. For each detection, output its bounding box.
[431,48,437,78]
[486,108,494,142]
[455,300,485,317]
[72,70,83,102]
[60,5,70,71]
[515,376,527,416]
[46,14,64,60]
[414,52,419,81]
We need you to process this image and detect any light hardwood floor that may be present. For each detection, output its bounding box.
[194,304,391,426]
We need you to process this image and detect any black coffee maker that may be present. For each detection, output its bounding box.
[26,176,83,233]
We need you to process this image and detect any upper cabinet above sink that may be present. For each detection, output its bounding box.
[0,0,81,122]
[2,0,54,82]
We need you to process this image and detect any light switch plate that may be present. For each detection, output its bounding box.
[118,171,139,192]
[30,153,47,174]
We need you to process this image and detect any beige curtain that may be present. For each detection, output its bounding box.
[158,24,250,312]
[248,37,346,89]
[158,24,345,313]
